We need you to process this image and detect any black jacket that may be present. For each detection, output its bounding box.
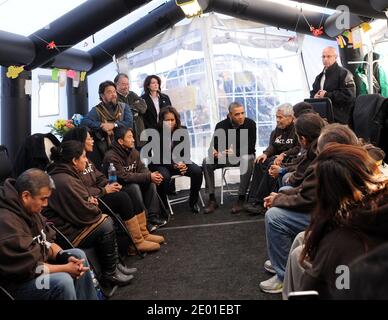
[209,116,256,157]
[301,191,388,299]
[141,92,172,130]
[311,62,356,124]
[13,133,60,177]
[350,94,388,147]
[264,123,299,159]
[153,126,191,168]
[0,145,12,184]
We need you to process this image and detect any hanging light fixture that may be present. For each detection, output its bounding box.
[176,0,203,18]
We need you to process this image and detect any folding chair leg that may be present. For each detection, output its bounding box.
[221,169,228,205]
[0,286,14,300]
[166,195,174,215]
[199,191,205,207]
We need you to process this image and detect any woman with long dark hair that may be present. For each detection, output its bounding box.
[299,143,388,298]
[62,127,161,253]
[281,123,359,298]
[44,141,134,287]
[149,106,203,213]
[141,75,172,130]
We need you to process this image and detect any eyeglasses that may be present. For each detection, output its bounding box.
[321,55,335,58]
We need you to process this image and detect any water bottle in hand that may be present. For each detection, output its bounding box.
[108,163,117,184]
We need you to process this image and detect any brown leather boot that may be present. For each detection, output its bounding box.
[204,199,219,214]
[125,216,160,252]
[137,212,165,244]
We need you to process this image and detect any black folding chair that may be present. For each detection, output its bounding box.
[304,98,334,123]
[0,145,12,185]
[0,286,14,300]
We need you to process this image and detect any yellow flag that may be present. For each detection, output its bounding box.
[6,65,24,79]
[80,71,87,81]
[360,22,371,33]
[337,36,344,48]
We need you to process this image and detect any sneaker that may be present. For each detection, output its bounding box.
[147,223,157,233]
[259,275,283,294]
[148,220,167,232]
[264,260,276,274]
[149,217,167,228]
[155,218,168,227]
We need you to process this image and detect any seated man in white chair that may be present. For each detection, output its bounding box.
[202,101,256,214]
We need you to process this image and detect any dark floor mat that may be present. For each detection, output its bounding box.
[113,186,280,300]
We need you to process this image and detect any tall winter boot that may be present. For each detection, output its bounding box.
[137,211,165,244]
[97,230,133,286]
[125,216,160,252]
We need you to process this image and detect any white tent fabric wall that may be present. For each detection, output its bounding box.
[124,13,313,189]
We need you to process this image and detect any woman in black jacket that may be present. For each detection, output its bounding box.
[149,106,203,213]
[141,75,172,130]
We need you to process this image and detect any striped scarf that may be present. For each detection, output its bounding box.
[95,102,124,145]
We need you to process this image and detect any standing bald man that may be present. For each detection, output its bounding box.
[310,46,356,124]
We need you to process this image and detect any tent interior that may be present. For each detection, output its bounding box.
[1,0,388,301]
[1,0,388,160]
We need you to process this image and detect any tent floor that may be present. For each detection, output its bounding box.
[113,185,281,300]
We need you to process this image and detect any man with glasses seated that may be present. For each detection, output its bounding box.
[310,46,356,124]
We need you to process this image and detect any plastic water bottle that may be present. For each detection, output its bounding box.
[142,158,149,168]
[108,163,117,184]
[89,269,105,300]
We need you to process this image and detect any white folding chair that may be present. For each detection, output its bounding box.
[220,167,239,205]
[166,175,205,215]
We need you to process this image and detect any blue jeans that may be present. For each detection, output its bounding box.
[265,207,311,281]
[279,172,293,188]
[7,248,98,300]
